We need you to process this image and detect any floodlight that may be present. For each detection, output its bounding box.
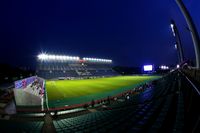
[58,56,62,60]
[175,43,177,49]
[38,53,47,60]
[170,23,176,36]
[64,56,68,60]
[170,24,174,29]
[60,56,63,60]
[50,55,55,60]
[160,65,169,70]
[38,53,80,61]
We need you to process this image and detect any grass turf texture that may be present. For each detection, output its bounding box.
[45,76,160,108]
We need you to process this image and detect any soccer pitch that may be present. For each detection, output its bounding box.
[45,76,160,108]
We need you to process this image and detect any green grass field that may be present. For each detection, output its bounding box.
[46,76,160,107]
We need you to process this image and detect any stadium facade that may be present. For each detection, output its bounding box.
[36,53,119,79]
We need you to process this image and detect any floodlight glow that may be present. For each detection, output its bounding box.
[160,65,169,70]
[175,44,177,49]
[38,53,48,60]
[37,53,80,61]
[177,64,180,68]
[170,24,174,29]
[143,65,153,71]
[82,57,112,63]
[170,24,176,36]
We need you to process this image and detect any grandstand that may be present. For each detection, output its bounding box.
[36,53,118,79]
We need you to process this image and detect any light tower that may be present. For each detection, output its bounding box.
[175,0,200,68]
[170,19,184,63]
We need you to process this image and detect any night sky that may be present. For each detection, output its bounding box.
[0,0,199,68]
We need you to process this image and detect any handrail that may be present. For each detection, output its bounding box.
[179,70,200,96]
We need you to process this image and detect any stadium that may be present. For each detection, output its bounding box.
[0,1,200,133]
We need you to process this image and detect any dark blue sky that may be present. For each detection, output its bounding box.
[0,0,199,68]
